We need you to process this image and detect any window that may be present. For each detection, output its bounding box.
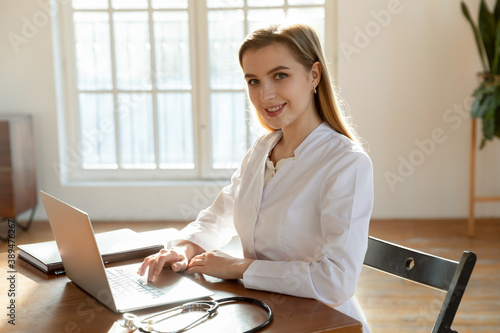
[57,0,334,182]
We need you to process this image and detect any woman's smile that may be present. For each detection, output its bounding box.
[265,103,286,117]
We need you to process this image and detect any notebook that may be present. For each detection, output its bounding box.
[39,191,213,313]
[18,228,169,274]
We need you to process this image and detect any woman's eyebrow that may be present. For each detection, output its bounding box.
[244,65,291,79]
[266,65,290,75]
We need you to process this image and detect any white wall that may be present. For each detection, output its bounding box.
[1,0,499,221]
[337,0,500,218]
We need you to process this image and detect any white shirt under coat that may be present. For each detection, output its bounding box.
[178,122,374,332]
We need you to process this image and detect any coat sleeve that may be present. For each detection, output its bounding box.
[242,151,374,306]
[173,143,255,252]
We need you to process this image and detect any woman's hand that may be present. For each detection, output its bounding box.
[137,241,204,282]
[186,250,254,280]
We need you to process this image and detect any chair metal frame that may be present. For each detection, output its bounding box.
[363,236,477,333]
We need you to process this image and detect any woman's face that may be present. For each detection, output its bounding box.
[241,43,320,132]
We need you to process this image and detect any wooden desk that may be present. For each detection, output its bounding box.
[0,223,362,333]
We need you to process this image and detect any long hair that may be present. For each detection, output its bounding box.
[238,24,358,143]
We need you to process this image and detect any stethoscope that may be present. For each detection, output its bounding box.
[119,296,273,333]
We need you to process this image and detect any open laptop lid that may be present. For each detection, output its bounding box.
[40,191,214,313]
[40,191,117,311]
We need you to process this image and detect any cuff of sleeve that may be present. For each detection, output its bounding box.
[242,260,293,292]
[242,259,260,289]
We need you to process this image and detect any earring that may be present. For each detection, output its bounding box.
[314,86,317,94]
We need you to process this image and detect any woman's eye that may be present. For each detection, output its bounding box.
[275,73,287,80]
[247,79,259,86]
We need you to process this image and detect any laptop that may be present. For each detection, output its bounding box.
[39,191,213,313]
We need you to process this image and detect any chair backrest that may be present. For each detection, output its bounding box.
[363,236,477,333]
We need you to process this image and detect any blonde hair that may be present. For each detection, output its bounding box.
[238,24,358,143]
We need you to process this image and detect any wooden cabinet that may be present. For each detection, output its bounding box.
[0,114,37,223]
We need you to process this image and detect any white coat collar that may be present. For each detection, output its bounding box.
[267,122,335,158]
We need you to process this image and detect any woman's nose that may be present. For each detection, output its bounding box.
[260,82,276,102]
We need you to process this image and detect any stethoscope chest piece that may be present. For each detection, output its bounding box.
[119,301,219,333]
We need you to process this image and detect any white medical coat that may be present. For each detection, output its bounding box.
[178,122,374,332]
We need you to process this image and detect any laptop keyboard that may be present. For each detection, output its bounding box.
[106,268,165,298]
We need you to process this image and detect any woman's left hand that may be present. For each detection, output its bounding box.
[186,250,254,280]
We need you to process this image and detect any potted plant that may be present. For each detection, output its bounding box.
[462,0,500,148]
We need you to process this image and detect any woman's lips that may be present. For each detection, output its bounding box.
[265,103,286,118]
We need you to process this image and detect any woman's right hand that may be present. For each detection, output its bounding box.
[137,241,204,282]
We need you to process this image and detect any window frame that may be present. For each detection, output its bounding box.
[56,0,337,184]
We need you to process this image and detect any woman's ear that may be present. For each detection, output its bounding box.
[311,61,321,88]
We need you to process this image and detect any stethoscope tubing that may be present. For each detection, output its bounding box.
[213,296,274,333]
[123,296,273,333]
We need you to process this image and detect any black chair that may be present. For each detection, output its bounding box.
[363,236,477,333]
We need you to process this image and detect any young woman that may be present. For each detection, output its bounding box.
[139,24,373,332]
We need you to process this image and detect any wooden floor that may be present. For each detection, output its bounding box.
[1,218,499,332]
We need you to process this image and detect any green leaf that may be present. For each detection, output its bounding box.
[471,95,484,118]
[483,110,496,139]
[479,0,496,69]
[492,20,500,73]
[482,94,498,141]
[494,0,500,22]
[472,81,494,97]
[480,137,486,149]
[474,93,495,118]
[495,109,500,138]
[462,2,488,71]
